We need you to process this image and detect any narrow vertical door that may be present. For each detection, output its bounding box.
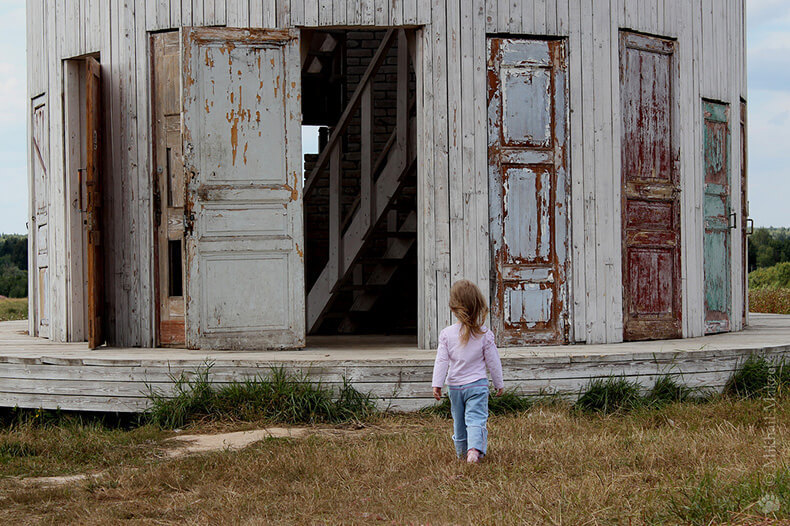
[182,28,305,350]
[487,38,569,346]
[85,57,105,349]
[740,100,748,325]
[703,101,731,334]
[620,32,682,341]
[31,100,49,338]
[152,32,186,346]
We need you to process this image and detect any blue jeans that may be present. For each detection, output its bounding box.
[448,378,489,457]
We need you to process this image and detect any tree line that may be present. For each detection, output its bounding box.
[748,227,790,272]
[0,235,27,298]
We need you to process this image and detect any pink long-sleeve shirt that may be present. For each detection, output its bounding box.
[431,323,504,389]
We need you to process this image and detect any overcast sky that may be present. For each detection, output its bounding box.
[0,3,787,234]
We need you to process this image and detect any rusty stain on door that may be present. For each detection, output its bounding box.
[620,32,682,341]
[703,100,731,334]
[487,38,569,346]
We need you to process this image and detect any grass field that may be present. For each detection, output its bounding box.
[750,288,790,315]
[0,398,788,524]
[0,297,26,322]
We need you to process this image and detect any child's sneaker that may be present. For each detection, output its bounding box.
[466,449,480,463]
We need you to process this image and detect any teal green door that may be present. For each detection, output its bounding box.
[703,101,731,334]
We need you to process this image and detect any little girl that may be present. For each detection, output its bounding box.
[432,280,504,463]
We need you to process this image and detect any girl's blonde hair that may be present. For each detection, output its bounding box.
[449,280,489,345]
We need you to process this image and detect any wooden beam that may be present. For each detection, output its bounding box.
[360,83,374,236]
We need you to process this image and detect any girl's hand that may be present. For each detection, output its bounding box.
[432,387,442,400]
[495,388,504,397]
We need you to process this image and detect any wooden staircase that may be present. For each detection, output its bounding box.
[303,29,417,334]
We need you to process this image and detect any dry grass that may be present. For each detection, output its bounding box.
[750,288,790,315]
[0,398,788,524]
[0,297,27,321]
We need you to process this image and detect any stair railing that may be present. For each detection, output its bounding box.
[303,28,413,288]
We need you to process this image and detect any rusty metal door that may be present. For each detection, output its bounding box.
[182,28,305,350]
[85,57,105,349]
[703,101,731,334]
[487,38,569,346]
[620,32,681,341]
[152,32,186,347]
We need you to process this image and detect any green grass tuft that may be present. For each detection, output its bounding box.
[724,355,775,399]
[145,364,379,429]
[646,374,694,407]
[574,377,644,414]
[668,467,790,525]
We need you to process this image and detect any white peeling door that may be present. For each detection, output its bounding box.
[182,28,304,349]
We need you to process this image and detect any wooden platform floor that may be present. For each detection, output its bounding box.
[1,315,789,413]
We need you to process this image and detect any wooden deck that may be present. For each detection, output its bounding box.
[1,314,789,413]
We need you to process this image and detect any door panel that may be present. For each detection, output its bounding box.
[703,100,731,334]
[182,27,305,350]
[488,38,569,346]
[152,32,186,346]
[31,101,49,338]
[620,32,681,341]
[85,57,105,349]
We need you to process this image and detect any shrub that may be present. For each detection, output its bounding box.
[146,364,378,429]
[749,261,790,289]
[574,377,643,414]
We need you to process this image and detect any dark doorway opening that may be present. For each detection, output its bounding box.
[301,28,418,336]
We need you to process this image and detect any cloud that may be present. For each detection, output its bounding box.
[746,89,790,227]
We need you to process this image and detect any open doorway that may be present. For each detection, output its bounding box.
[301,28,418,336]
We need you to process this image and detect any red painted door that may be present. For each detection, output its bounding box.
[85,57,105,349]
[620,32,681,341]
[487,38,569,346]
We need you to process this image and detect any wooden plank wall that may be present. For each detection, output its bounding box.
[29,0,746,349]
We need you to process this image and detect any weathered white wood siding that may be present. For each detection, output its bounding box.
[28,0,747,349]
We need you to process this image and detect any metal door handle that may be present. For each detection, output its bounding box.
[746,218,754,235]
[729,212,737,230]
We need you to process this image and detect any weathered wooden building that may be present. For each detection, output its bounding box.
[26,0,749,351]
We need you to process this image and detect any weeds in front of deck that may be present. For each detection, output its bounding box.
[145,364,378,429]
[723,355,790,399]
